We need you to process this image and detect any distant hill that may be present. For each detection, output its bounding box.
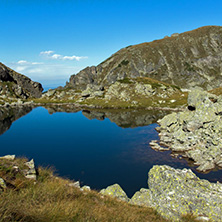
[0,62,43,98]
[66,26,222,91]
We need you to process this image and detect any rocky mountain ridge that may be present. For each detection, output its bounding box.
[0,62,43,100]
[66,26,222,91]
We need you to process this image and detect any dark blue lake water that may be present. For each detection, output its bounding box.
[0,106,221,197]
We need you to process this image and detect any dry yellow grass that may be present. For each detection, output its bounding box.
[0,158,200,222]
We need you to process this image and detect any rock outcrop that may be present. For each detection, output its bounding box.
[150,87,222,172]
[102,165,222,221]
[41,77,185,109]
[66,26,222,91]
[0,62,43,99]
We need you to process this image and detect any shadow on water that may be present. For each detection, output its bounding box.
[0,105,221,197]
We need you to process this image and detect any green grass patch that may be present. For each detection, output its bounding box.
[118,77,134,84]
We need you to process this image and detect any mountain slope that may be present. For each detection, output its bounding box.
[0,62,43,99]
[66,26,222,91]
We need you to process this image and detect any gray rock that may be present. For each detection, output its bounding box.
[68,181,80,188]
[130,188,152,207]
[100,184,129,202]
[0,155,15,160]
[81,185,91,191]
[25,159,37,180]
[44,89,56,97]
[147,165,222,222]
[135,83,153,96]
[154,88,222,172]
[0,177,6,190]
[187,87,217,110]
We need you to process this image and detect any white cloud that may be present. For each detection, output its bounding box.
[16,66,28,72]
[51,54,62,59]
[27,68,44,73]
[17,60,43,65]
[40,50,54,55]
[40,50,87,61]
[17,60,29,64]
[62,55,88,61]
[7,60,83,86]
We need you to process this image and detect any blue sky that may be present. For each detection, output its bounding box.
[1,0,222,88]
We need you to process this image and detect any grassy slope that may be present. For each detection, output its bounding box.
[0,158,198,222]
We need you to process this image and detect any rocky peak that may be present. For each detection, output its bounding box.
[0,62,43,98]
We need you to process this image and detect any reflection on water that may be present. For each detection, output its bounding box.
[0,106,32,135]
[0,105,221,197]
[45,105,172,128]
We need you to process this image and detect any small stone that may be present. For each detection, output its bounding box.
[0,178,6,190]
[25,159,37,180]
[68,181,80,188]
[25,159,35,169]
[0,155,15,160]
[81,185,91,191]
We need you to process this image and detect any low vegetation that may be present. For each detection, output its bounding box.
[0,157,198,222]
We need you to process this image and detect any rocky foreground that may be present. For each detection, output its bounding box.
[150,87,222,172]
[102,165,222,221]
[1,155,221,221]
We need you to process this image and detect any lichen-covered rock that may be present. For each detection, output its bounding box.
[100,184,129,202]
[135,83,154,96]
[0,155,15,160]
[0,177,6,190]
[24,159,37,180]
[68,181,80,188]
[187,86,217,109]
[130,188,152,207]
[148,165,222,221]
[151,88,222,172]
[81,185,91,191]
[81,84,104,98]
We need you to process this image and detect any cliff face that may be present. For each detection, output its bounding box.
[66,26,222,91]
[0,63,43,98]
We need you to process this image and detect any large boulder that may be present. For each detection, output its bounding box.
[147,165,222,221]
[187,86,218,110]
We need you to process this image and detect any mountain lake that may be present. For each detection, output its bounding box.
[0,106,222,197]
